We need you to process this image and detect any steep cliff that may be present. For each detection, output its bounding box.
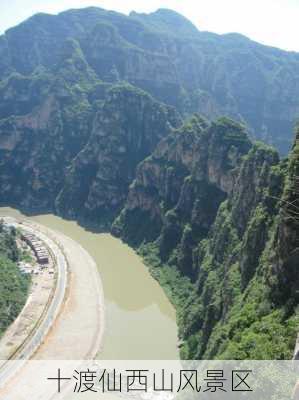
[55,83,180,226]
[0,61,180,216]
[0,7,299,153]
[114,116,298,359]
[112,116,251,251]
[270,126,299,309]
[0,67,95,210]
[0,7,298,360]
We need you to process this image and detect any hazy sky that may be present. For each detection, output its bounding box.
[1,0,299,52]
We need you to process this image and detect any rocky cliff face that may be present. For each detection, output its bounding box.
[0,72,180,218]
[55,84,180,226]
[0,71,94,210]
[114,115,298,359]
[0,7,298,360]
[112,116,251,251]
[0,7,299,153]
[270,127,299,309]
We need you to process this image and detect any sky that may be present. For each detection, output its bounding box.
[1,0,299,52]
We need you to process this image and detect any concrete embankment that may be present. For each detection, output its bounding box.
[0,218,105,398]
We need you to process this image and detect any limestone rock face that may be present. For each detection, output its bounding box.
[0,6,298,360]
[55,84,181,224]
[271,127,299,307]
[0,72,94,210]
[112,116,251,249]
[113,114,299,359]
[0,7,299,153]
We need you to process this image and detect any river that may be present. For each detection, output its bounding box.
[0,207,179,360]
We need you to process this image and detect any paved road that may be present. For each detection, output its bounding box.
[0,217,105,399]
[0,218,68,386]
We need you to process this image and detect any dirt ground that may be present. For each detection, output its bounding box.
[0,232,56,363]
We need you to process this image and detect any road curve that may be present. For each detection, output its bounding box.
[0,218,105,394]
[0,219,69,383]
[30,225,105,360]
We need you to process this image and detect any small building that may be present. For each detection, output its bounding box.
[21,231,49,265]
[36,253,49,265]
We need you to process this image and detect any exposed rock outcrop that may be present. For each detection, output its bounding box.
[55,84,180,225]
[0,7,299,153]
[114,115,298,359]
[0,7,298,360]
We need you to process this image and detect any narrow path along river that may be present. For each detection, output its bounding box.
[0,207,179,360]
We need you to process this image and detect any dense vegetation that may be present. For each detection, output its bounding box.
[0,7,298,212]
[0,221,30,336]
[114,117,299,359]
[0,7,299,155]
[0,7,298,359]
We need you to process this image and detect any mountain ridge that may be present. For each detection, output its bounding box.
[0,7,299,153]
[0,6,298,359]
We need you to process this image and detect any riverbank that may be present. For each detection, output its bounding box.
[32,225,105,359]
[0,214,105,361]
[0,207,179,360]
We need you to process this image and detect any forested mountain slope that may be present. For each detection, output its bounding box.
[0,7,299,153]
[0,7,298,359]
[113,117,299,359]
